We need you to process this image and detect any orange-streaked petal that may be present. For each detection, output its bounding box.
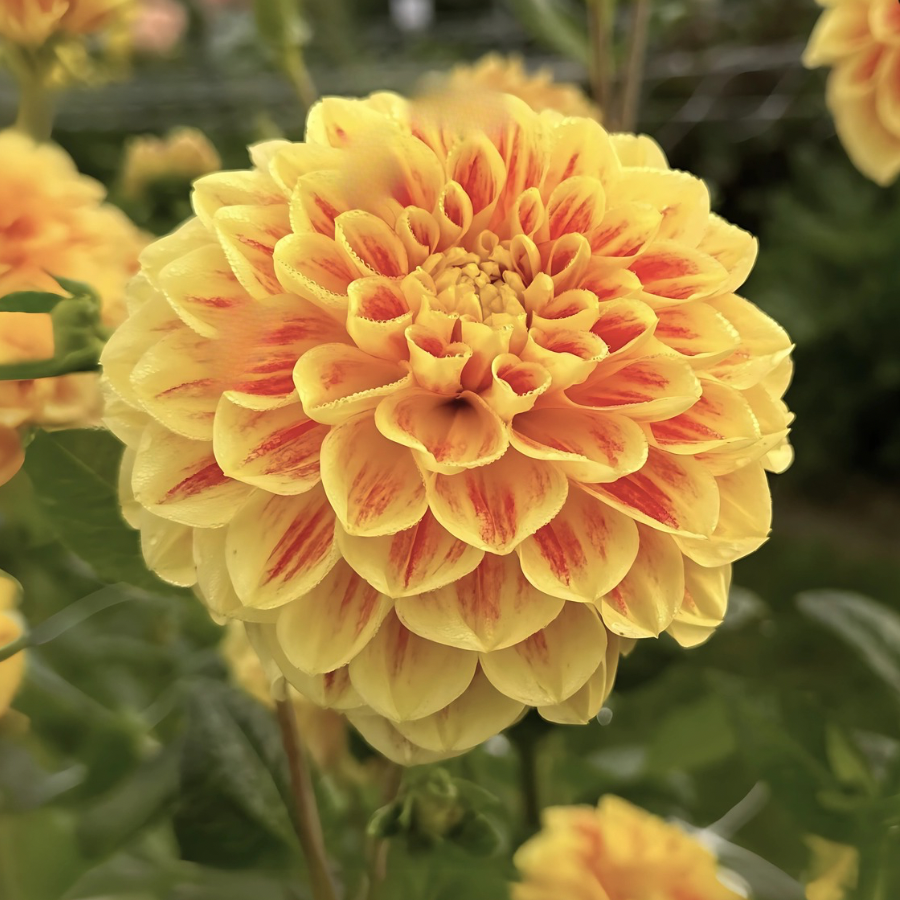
[543,118,620,196]
[426,449,569,555]
[653,302,740,368]
[294,344,411,425]
[213,396,326,495]
[589,298,658,360]
[631,241,729,307]
[546,176,606,240]
[598,525,684,638]
[335,209,410,278]
[275,560,393,675]
[480,603,608,706]
[336,510,483,598]
[215,204,289,299]
[697,215,759,295]
[667,560,732,648]
[589,202,662,264]
[375,388,508,474]
[320,416,427,536]
[347,277,412,361]
[539,635,620,725]
[517,486,639,603]
[274,232,357,309]
[481,356,552,420]
[510,406,648,483]
[226,485,338,609]
[405,325,473,394]
[582,447,719,538]
[348,612,478,721]
[395,554,564,652]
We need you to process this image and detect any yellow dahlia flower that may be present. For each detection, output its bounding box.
[0,0,131,46]
[222,622,351,772]
[102,91,793,763]
[804,0,900,184]
[804,837,858,900]
[0,129,144,487]
[437,54,600,120]
[119,127,221,201]
[512,795,743,900]
[0,574,26,719]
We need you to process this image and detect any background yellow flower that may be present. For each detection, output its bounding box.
[512,795,742,900]
[102,91,792,764]
[804,0,900,184]
[0,0,132,47]
[0,129,145,487]
[804,836,859,900]
[0,573,25,719]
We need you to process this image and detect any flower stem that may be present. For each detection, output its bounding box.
[11,50,56,143]
[275,698,339,900]
[283,45,318,113]
[588,0,617,128]
[0,635,28,665]
[619,0,651,133]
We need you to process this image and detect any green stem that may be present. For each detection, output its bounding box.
[283,45,318,113]
[619,0,651,133]
[517,731,542,835]
[0,635,28,665]
[13,56,56,142]
[276,698,339,900]
[588,0,617,128]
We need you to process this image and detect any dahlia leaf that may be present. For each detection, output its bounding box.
[22,429,186,596]
[797,590,900,700]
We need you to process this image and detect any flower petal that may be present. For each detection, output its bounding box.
[213,396,326,495]
[393,668,525,753]
[666,559,732,648]
[320,415,427,536]
[348,612,478,721]
[630,241,729,307]
[347,712,457,765]
[335,209,410,278]
[395,554,564,652]
[215,204,289,299]
[347,277,412,361]
[274,232,357,309]
[426,449,569,554]
[139,511,195,587]
[481,356,552,420]
[375,388,508,474]
[510,406,648,482]
[517,486,639,603]
[653,302,740,368]
[598,525,684,638]
[336,511,484,598]
[675,461,771,565]
[294,344,411,425]
[589,298,658,360]
[546,176,606,240]
[226,485,339,609]
[697,216,758,295]
[132,424,252,527]
[275,560,393,675]
[538,634,620,725]
[582,447,719,538]
[543,118,620,196]
[480,603,608,706]
[567,355,701,422]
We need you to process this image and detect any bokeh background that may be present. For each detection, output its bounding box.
[1,1,898,898]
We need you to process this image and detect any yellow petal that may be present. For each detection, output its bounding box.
[611,133,669,169]
[132,423,252,528]
[335,209,410,278]
[517,486,639,603]
[510,406,648,482]
[347,277,412,361]
[226,485,338,609]
[294,344,411,425]
[520,327,608,392]
[803,3,872,68]
[481,356,552,420]
[405,326,473,394]
[274,232,357,309]
[589,298,658,360]
[320,415,427,536]
[480,602,608,706]
[654,302,740,368]
[213,396,326,495]
[215,204,289,299]
[375,388,508,474]
[192,170,284,229]
[598,525,684,638]
[275,560,393,675]
[543,118,620,196]
[289,168,346,238]
[675,461,771,566]
[336,511,484,598]
[395,554,564,652]
[426,449,569,554]
[588,202,663,265]
[546,176,606,240]
[394,668,525,753]
[138,511,195,587]
[448,132,507,233]
[667,560,732,648]
[348,612,478,721]
[582,447,719,538]
[347,711,458,765]
[631,241,729,307]
[697,216,759,295]
[194,527,244,620]
[538,634,620,724]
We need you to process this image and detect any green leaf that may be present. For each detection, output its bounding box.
[172,679,298,870]
[77,743,181,859]
[506,0,589,64]
[797,591,900,698]
[22,429,181,595]
[0,289,65,314]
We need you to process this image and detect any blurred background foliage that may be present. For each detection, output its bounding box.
[2,0,900,898]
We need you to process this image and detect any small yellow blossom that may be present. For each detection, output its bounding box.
[804,0,900,184]
[512,795,742,900]
[0,574,26,718]
[805,837,859,900]
[437,54,600,120]
[0,0,132,47]
[119,127,221,200]
[0,129,145,487]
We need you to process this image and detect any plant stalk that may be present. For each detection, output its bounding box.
[283,45,318,113]
[619,0,652,133]
[13,52,56,142]
[588,0,617,128]
[275,698,339,900]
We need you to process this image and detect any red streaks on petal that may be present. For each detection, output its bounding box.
[602,472,679,529]
[265,505,333,583]
[164,461,230,502]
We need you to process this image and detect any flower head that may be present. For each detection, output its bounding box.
[436,54,599,120]
[0,0,131,47]
[0,129,144,486]
[804,837,858,900]
[119,127,221,200]
[804,0,900,184]
[512,795,743,900]
[103,92,792,763]
[0,574,25,719]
